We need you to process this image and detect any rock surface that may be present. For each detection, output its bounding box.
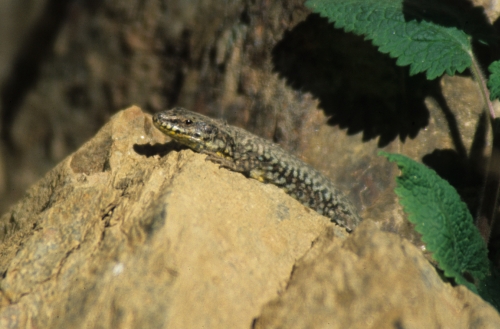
[0,106,498,328]
[0,106,344,328]
[255,220,500,329]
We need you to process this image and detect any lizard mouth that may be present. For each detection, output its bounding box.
[153,117,204,149]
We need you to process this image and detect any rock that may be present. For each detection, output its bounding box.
[0,106,498,328]
[254,220,500,329]
[0,106,345,328]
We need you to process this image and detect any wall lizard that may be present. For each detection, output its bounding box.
[152,107,362,231]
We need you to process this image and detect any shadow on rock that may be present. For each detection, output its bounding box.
[133,142,187,158]
[272,14,436,147]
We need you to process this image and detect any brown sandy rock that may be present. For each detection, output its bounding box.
[254,220,500,329]
[0,106,345,328]
[0,106,498,329]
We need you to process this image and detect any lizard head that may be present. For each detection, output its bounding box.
[152,107,234,155]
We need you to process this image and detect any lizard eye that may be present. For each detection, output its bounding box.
[185,119,193,125]
[194,132,201,138]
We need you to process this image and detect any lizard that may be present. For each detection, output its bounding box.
[152,107,362,231]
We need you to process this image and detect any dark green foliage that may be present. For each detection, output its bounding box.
[380,152,489,293]
[488,61,500,101]
[477,265,500,310]
[305,0,474,79]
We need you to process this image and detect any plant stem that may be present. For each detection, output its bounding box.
[470,51,500,245]
[470,52,496,122]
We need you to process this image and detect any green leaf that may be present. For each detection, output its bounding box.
[305,0,474,79]
[488,60,500,101]
[380,152,489,293]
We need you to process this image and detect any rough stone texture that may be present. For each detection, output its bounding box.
[0,106,346,328]
[254,220,500,329]
[0,106,498,328]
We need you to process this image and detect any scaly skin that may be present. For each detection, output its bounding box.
[152,107,362,231]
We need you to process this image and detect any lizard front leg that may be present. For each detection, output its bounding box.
[202,150,267,182]
[203,152,243,172]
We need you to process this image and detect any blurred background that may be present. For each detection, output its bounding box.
[0,0,354,214]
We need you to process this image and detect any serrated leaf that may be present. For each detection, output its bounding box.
[305,0,475,79]
[488,61,500,101]
[380,152,489,293]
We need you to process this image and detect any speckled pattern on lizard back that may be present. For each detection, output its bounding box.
[152,107,362,231]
